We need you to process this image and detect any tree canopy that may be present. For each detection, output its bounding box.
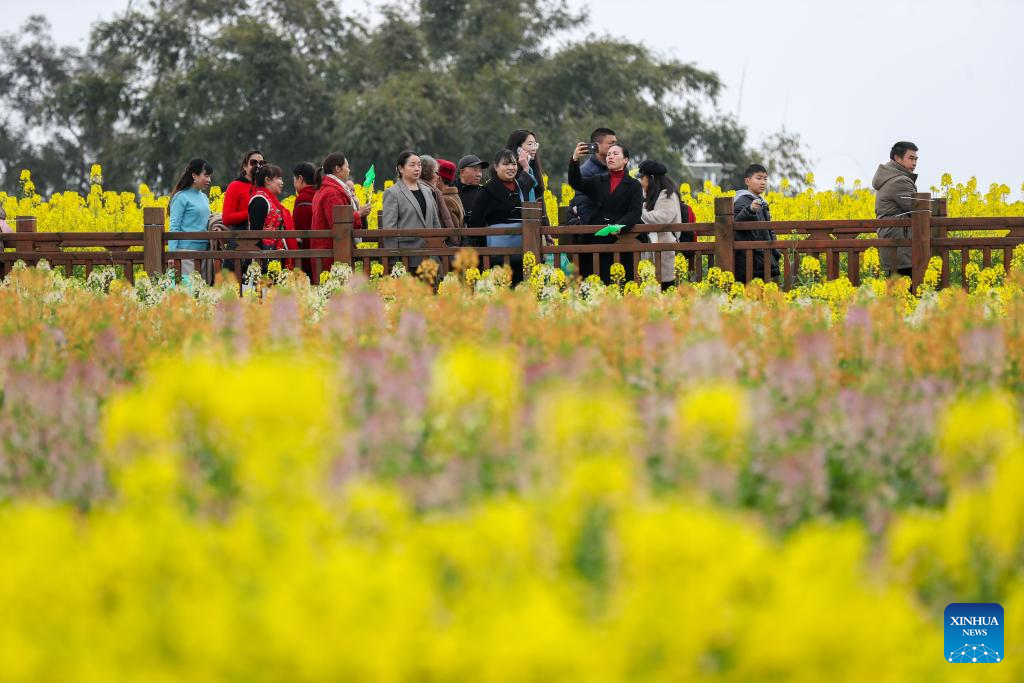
[0,0,780,194]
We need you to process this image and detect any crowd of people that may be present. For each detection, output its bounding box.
[166,129,921,284]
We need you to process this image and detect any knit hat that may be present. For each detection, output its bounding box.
[637,160,668,177]
[437,159,457,184]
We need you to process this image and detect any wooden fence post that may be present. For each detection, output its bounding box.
[332,203,354,266]
[713,196,735,273]
[934,197,949,288]
[910,192,932,288]
[521,201,543,261]
[15,215,37,257]
[143,207,165,276]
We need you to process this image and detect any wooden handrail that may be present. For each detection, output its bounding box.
[4,194,1023,291]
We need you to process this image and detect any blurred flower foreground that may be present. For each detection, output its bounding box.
[2,177,1024,680]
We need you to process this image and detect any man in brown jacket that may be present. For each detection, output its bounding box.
[873,141,919,276]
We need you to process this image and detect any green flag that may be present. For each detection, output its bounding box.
[363,165,376,189]
[594,224,625,237]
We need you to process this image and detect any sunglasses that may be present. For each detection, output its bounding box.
[249,159,265,168]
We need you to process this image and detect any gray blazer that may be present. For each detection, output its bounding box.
[382,181,442,268]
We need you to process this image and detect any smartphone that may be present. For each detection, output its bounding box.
[587,142,598,155]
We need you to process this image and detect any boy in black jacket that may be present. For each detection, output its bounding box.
[733,164,780,283]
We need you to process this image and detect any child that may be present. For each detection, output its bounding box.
[733,164,780,283]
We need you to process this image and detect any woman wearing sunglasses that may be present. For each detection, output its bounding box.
[220,149,265,271]
[223,150,264,230]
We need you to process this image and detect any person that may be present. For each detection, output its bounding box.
[467,149,530,282]
[220,149,264,270]
[435,159,465,229]
[291,161,317,275]
[248,164,297,266]
[310,152,363,281]
[873,141,919,277]
[504,129,546,206]
[456,154,489,244]
[637,160,682,288]
[223,149,264,229]
[416,155,456,230]
[568,127,617,224]
[381,151,443,269]
[0,205,12,234]
[733,164,780,283]
[568,141,643,281]
[167,158,213,280]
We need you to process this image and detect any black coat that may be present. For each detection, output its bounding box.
[458,184,485,245]
[733,191,780,282]
[567,160,644,244]
[468,177,524,228]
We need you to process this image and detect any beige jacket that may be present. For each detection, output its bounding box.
[641,191,682,283]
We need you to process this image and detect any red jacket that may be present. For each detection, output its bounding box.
[222,178,252,227]
[250,188,299,268]
[292,185,316,231]
[310,175,362,281]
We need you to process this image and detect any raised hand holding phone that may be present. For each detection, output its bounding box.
[517,147,529,170]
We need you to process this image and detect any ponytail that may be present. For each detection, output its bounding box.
[167,158,213,214]
[318,152,348,188]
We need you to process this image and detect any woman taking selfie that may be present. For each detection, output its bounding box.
[568,141,643,280]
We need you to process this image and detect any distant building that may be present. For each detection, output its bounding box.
[684,162,736,187]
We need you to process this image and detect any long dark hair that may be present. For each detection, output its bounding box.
[505,128,545,189]
[639,163,679,212]
[167,158,213,213]
[315,152,348,187]
[238,149,263,179]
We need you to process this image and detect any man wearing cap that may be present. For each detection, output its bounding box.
[436,159,465,230]
[457,154,489,245]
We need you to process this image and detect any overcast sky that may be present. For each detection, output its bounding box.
[8,0,1023,192]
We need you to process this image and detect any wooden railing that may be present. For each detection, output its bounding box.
[2,195,1023,290]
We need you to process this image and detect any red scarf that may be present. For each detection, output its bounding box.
[609,169,625,194]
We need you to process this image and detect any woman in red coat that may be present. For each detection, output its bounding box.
[220,149,264,272]
[291,162,318,276]
[311,152,366,282]
[223,149,264,228]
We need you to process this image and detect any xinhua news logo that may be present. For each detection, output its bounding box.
[945,603,1004,663]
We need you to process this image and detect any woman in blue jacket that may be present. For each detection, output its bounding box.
[168,158,214,279]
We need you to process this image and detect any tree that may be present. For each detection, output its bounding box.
[0,0,758,195]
